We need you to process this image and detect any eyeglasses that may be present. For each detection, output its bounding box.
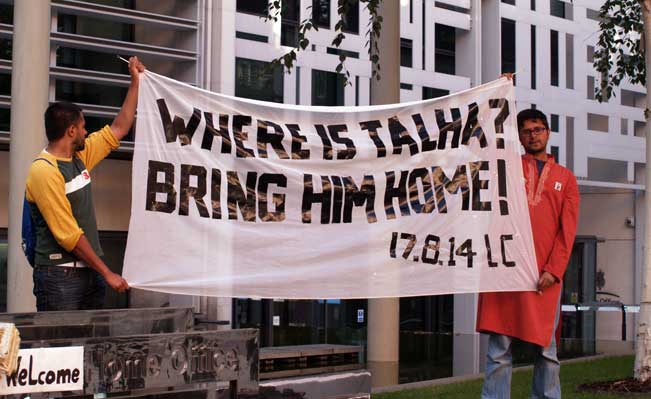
[519,126,548,137]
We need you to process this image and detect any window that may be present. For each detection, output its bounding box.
[501,19,516,76]
[281,0,300,47]
[586,8,601,22]
[531,0,536,10]
[0,109,9,132]
[551,114,559,132]
[501,0,515,4]
[423,87,449,100]
[237,0,268,16]
[551,146,559,163]
[0,73,9,96]
[621,89,646,108]
[57,48,129,75]
[550,0,565,18]
[566,33,574,89]
[400,295,453,381]
[566,116,574,170]
[421,1,426,70]
[435,24,455,75]
[58,14,134,42]
[343,0,359,34]
[312,69,345,106]
[550,0,572,19]
[409,0,413,23]
[587,158,628,183]
[550,30,559,86]
[401,38,413,68]
[634,121,645,137]
[531,25,536,89]
[56,81,127,107]
[312,0,330,29]
[587,45,595,63]
[587,76,595,100]
[621,118,629,135]
[237,31,268,43]
[354,75,358,105]
[0,4,12,24]
[235,58,284,103]
[326,47,359,59]
[99,231,129,309]
[587,113,609,132]
[400,83,413,90]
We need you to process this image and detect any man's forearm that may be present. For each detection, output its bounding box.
[111,81,139,140]
[71,234,114,277]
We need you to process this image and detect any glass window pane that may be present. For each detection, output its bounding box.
[58,14,135,42]
[550,0,565,18]
[343,0,359,34]
[401,38,413,68]
[281,0,300,47]
[435,24,455,75]
[0,39,11,61]
[501,19,516,75]
[0,108,10,131]
[399,295,453,382]
[98,231,128,309]
[235,58,284,103]
[422,87,449,100]
[0,73,10,96]
[0,4,12,24]
[551,114,559,132]
[237,0,268,16]
[56,80,127,107]
[312,0,331,28]
[57,47,129,75]
[311,69,345,106]
[550,30,559,86]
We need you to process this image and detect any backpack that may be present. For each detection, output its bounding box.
[22,157,54,267]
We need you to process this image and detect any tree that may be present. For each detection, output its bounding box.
[594,0,651,383]
[266,0,383,85]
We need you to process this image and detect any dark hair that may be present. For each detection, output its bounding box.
[517,108,549,131]
[44,102,83,142]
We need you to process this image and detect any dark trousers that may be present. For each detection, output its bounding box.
[33,266,106,311]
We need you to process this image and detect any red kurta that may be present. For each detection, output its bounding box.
[476,154,580,347]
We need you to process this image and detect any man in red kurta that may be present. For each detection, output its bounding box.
[477,109,580,399]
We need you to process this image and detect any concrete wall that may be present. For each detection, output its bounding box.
[92,159,131,231]
[577,188,637,345]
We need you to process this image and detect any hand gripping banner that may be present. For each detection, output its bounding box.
[123,72,538,299]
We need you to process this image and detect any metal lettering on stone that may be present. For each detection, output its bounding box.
[9,329,258,398]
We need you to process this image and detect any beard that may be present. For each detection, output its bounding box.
[73,138,85,152]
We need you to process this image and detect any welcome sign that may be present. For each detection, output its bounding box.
[0,347,83,394]
[123,73,538,299]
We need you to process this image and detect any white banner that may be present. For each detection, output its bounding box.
[123,72,538,299]
[0,347,84,394]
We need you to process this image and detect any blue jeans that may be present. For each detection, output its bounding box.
[481,300,561,399]
[33,266,106,311]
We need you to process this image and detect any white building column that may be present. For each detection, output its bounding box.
[7,0,51,312]
[367,0,400,388]
[453,0,484,376]
[203,0,237,328]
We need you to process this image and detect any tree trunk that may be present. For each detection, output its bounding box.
[634,0,651,383]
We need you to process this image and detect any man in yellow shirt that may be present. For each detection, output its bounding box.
[25,57,145,311]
